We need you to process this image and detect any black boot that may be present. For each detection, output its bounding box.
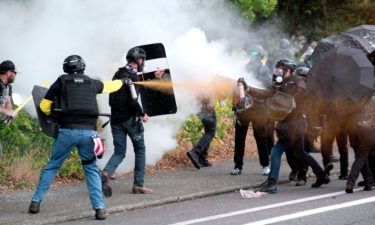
[95,208,106,220]
[101,171,112,197]
[311,174,330,188]
[345,184,354,193]
[256,179,277,194]
[289,170,297,181]
[324,163,334,176]
[187,149,202,169]
[199,154,212,167]
[28,201,40,214]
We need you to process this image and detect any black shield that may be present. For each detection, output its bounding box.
[136,43,177,117]
[32,85,58,137]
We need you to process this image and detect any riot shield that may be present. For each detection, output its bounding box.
[32,85,58,137]
[136,43,177,117]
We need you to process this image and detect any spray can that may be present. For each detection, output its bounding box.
[238,82,245,99]
[128,82,138,100]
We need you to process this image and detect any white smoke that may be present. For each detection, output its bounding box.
[0,0,270,173]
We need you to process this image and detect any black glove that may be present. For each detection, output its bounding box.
[238,77,248,90]
[122,78,133,86]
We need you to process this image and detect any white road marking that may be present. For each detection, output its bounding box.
[170,188,361,225]
[244,196,375,225]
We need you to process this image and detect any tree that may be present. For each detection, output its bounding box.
[231,0,278,22]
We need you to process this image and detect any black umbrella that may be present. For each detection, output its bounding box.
[307,46,374,108]
[335,25,375,55]
[310,36,336,66]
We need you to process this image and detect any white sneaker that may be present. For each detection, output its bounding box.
[262,166,270,175]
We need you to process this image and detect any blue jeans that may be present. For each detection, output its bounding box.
[32,128,104,210]
[104,118,146,186]
[269,119,324,180]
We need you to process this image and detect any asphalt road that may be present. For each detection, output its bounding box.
[59,178,375,225]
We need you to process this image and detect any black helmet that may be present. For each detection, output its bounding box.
[275,58,297,72]
[63,55,85,74]
[295,66,309,76]
[248,45,265,59]
[126,47,147,71]
[277,39,291,51]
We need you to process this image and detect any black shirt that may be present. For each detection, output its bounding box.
[109,67,144,125]
[44,74,104,127]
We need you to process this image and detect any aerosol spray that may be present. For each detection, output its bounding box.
[238,82,245,99]
[128,82,138,100]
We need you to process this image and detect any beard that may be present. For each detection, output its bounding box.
[8,77,15,83]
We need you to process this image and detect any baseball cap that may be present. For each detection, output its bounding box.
[0,60,17,74]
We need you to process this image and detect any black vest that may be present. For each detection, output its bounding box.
[59,74,99,116]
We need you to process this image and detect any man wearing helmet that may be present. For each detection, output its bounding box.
[101,47,164,197]
[242,58,330,193]
[28,55,128,220]
[266,39,294,71]
[231,45,274,176]
[0,60,18,160]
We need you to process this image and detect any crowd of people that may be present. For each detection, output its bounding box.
[1,37,374,220]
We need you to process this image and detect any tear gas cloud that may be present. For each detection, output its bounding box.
[0,0,277,173]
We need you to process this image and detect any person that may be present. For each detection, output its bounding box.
[231,45,274,176]
[320,105,349,179]
[0,60,18,160]
[28,55,127,220]
[266,39,294,71]
[101,47,165,197]
[186,97,217,169]
[247,58,330,194]
[345,95,375,193]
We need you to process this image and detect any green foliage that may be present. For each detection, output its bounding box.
[231,0,278,22]
[179,98,234,146]
[0,108,84,188]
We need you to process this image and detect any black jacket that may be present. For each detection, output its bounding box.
[109,67,144,124]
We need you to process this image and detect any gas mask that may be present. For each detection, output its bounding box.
[273,68,284,84]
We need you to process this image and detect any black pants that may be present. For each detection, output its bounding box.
[193,108,217,158]
[347,126,375,186]
[321,120,349,175]
[234,109,274,169]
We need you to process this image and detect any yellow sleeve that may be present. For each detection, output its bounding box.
[39,99,53,115]
[102,80,124,94]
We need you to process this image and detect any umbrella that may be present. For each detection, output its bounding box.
[335,25,375,55]
[310,36,336,66]
[307,46,374,108]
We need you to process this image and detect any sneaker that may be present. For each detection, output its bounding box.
[28,201,40,214]
[311,174,330,188]
[230,168,242,175]
[289,170,297,181]
[324,163,334,176]
[256,179,277,194]
[295,179,307,186]
[262,166,270,175]
[101,171,112,197]
[95,208,106,220]
[186,150,202,169]
[132,185,153,194]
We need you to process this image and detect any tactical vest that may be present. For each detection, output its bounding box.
[59,74,99,116]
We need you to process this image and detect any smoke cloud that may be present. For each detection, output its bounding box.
[0,0,277,173]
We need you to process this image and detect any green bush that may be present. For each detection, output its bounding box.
[0,109,84,187]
